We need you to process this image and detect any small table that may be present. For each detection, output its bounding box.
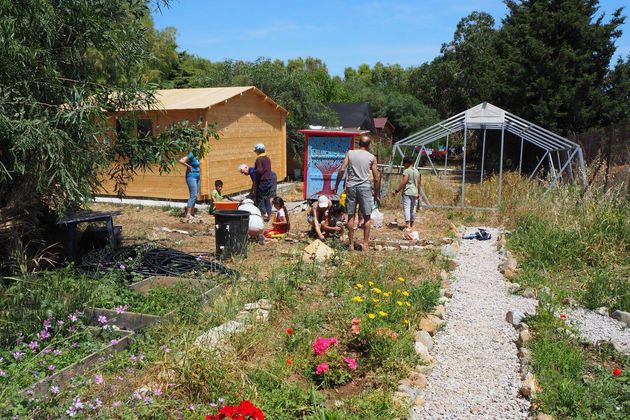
[57,210,122,261]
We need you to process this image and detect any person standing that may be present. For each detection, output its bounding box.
[253,143,273,221]
[393,156,421,231]
[179,151,201,220]
[334,135,380,251]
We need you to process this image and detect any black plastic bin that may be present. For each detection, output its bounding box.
[215,210,250,259]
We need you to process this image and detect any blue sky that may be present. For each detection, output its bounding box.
[152,0,630,76]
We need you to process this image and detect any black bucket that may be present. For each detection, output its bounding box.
[215,210,250,259]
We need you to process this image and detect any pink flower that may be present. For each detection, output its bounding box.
[57,320,65,326]
[38,329,51,340]
[44,348,52,354]
[344,357,358,370]
[112,401,121,408]
[130,354,137,362]
[94,374,103,385]
[115,306,127,314]
[48,364,56,371]
[0,370,6,377]
[43,319,51,329]
[29,340,39,351]
[97,315,108,325]
[154,387,162,396]
[559,313,567,319]
[312,337,338,355]
[315,363,330,375]
[119,264,126,271]
[68,314,78,322]
[13,351,24,360]
[110,339,119,345]
[50,385,60,394]
[54,349,63,356]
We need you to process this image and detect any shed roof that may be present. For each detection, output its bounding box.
[141,87,288,113]
[374,117,394,130]
[327,103,376,133]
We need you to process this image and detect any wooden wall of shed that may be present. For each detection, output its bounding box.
[99,91,286,200]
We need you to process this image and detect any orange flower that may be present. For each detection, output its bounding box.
[287,357,293,365]
[613,367,622,376]
[287,328,294,335]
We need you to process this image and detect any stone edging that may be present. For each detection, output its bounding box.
[393,223,462,414]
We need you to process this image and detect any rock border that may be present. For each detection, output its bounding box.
[393,224,461,415]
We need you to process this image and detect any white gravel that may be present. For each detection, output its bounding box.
[567,307,630,355]
[414,227,536,419]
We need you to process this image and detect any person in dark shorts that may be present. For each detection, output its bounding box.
[334,135,380,251]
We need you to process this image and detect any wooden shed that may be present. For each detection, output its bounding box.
[100,87,288,200]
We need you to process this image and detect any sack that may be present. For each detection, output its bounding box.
[371,208,384,228]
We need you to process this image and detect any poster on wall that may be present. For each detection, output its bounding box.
[305,136,353,200]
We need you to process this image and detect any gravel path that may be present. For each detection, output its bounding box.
[567,307,630,355]
[414,227,536,419]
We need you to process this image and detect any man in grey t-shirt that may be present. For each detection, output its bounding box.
[334,135,381,251]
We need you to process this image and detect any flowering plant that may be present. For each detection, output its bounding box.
[308,336,357,387]
[205,400,264,420]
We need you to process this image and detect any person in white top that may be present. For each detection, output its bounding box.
[334,135,381,251]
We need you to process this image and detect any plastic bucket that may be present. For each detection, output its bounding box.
[215,210,250,259]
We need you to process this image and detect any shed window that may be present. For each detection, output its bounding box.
[137,119,153,137]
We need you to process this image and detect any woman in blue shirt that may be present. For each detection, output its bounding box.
[179,151,200,219]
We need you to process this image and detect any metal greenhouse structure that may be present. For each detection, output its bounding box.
[387,102,588,210]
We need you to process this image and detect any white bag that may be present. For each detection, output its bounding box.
[371,208,384,228]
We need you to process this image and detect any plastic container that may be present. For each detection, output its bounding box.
[215,210,250,259]
[372,208,384,228]
[214,201,239,211]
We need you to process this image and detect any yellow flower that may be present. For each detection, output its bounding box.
[404,301,411,307]
[355,283,364,289]
[378,310,388,317]
[398,277,405,283]
[383,292,391,297]
[403,318,409,324]
[396,301,403,306]
[372,287,382,294]
[368,313,376,319]
[402,291,409,297]
[372,298,379,303]
[368,281,374,286]
[352,296,364,302]
[396,289,401,293]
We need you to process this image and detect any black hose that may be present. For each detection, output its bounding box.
[80,244,239,279]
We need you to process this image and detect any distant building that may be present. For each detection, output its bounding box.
[373,117,395,144]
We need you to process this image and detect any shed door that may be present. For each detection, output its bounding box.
[306,135,353,200]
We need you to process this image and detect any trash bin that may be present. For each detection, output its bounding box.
[215,210,250,259]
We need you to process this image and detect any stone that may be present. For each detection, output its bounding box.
[503,268,518,281]
[416,364,434,375]
[507,282,520,293]
[415,330,434,350]
[234,310,251,323]
[517,329,532,348]
[499,254,517,274]
[536,414,554,420]
[518,348,531,364]
[520,373,538,399]
[441,289,453,299]
[539,286,552,297]
[410,373,428,389]
[257,299,271,310]
[398,378,413,387]
[397,384,421,400]
[441,237,454,245]
[506,310,526,326]
[195,320,246,347]
[375,244,383,251]
[414,341,430,357]
[440,270,449,282]
[393,391,412,405]
[254,308,269,323]
[419,315,444,336]
[522,287,536,299]
[441,245,457,258]
[611,310,630,325]
[384,246,396,251]
[438,296,450,304]
[595,307,609,316]
[517,322,529,332]
[414,395,425,406]
[302,239,334,262]
[433,305,445,320]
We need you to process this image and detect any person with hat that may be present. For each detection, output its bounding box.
[307,195,332,241]
[252,143,274,221]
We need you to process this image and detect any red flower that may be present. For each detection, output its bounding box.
[206,415,223,420]
[287,357,293,365]
[287,328,294,335]
[613,367,622,376]
[219,405,239,418]
[559,314,567,319]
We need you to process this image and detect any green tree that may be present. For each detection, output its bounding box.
[0,0,209,264]
[499,0,625,134]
